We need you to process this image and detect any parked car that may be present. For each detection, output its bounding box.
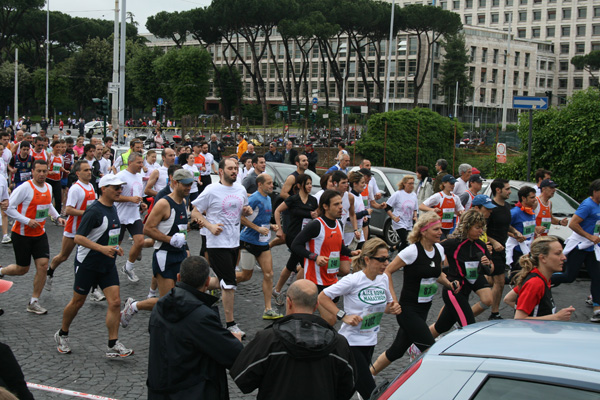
[264,161,321,208]
[375,320,600,399]
[350,166,417,246]
[481,179,579,242]
[84,120,106,135]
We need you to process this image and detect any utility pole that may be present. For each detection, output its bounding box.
[111,0,120,128]
[14,49,18,125]
[45,0,49,120]
[119,0,126,131]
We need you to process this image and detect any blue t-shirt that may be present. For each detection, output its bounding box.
[510,207,536,255]
[240,191,272,245]
[575,197,600,251]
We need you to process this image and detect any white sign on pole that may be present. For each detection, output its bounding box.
[108,82,119,93]
[361,106,368,114]
[323,114,329,119]
[496,143,507,163]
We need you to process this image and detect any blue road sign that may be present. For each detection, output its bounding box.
[157,98,164,106]
[513,96,548,110]
[312,97,318,104]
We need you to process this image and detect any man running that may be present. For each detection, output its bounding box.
[144,148,175,198]
[1,160,65,314]
[9,141,33,188]
[119,169,192,328]
[241,155,266,195]
[192,158,252,336]
[535,179,568,235]
[459,174,483,211]
[53,174,133,358]
[198,141,215,193]
[236,173,283,320]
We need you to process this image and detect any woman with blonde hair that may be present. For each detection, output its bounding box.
[386,175,418,253]
[503,236,575,320]
[371,212,457,376]
[319,237,401,400]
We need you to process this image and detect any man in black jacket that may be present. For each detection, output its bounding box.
[230,280,357,400]
[148,256,244,400]
[303,143,318,172]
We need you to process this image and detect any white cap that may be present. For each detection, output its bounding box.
[99,174,125,187]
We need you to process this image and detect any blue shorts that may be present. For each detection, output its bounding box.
[152,249,187,281]
[73,264,119,295]
[61,177,68,188]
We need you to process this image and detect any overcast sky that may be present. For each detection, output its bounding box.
[47,0,211,34]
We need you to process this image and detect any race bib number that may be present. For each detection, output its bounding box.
[418,277,438,303]
[522,220,536,238]
[327,251,340,274]
[465,261,479,284]
[86,199,95,209]
[52,163,61,172]
[35,204,50,220]
[442,208,454,223]
[259,224,271,243]
[595,221,600,236]
[359,305,386,333]
[541,217,551,233]
[20,172,31,182]
[194,171,200,178]
[363,197,368,207]
[108,228,120,246]
[178,224,188,239]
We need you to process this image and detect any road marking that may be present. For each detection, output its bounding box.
[27,382,119,400]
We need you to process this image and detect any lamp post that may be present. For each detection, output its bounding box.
[45,0,49,120]
[384,0,396,112]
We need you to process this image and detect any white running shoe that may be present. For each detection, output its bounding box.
[1,234,11,244]
[26,301,47,315]
[54,330,71,354]
[106,340,134,358]
[45,275,53,291]
[408,344,422,362]
[89,288,106,301]
[120,298,137,328]
[227,324,246,338]
[121,265,139,282]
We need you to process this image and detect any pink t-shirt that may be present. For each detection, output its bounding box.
[73,145,84,157]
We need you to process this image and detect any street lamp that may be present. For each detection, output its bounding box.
[384,0,396,112]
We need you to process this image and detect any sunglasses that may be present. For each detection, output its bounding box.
[371,256,389,263]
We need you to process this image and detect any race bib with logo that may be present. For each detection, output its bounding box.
[465,261,479,284]
[35,204,50,220]
[522,220,536,238]
[442,208,454,224]
[327,251,340,274]
[108,228,120,246]
[418,277,438,303]
[541,217,551,233]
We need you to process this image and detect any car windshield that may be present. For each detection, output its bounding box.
[551,190,579,217]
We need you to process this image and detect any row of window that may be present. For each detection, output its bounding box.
[466,12,600,30]
[443,0,600,13]
[469,47,533,67]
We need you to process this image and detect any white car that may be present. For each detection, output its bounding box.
[84,120,106,135]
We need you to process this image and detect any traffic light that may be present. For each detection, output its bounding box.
[544,91,553,106]
[93,98,102,116]
[92,96,110,116]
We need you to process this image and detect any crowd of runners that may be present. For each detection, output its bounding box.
[0,126,598,400]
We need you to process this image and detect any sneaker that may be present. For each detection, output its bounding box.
[120,297,136,328]
[407,343,422,362]
[54,330,71,354]
[26,301,47,315]
[590,310,600,323]
[488,313,503,320]
[147,290,158,299]
[586,295,593,306]
[106,340,134,358]
[227,324,246,338]
[90,288,106,302]
[1,235,11,244]
[45,275,53,292]
[263,308,284,320]
[121,265,139,282]
[273,289,286,307]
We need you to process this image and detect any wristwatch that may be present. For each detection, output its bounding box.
[336,309,346,320]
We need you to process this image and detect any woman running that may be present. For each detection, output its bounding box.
[345,171,371,250]
[371,212,458,375]
[503,236,575,320]
[272,174,318,304]
[386,175,418,253]
[318,238,401,400]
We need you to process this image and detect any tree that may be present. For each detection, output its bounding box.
[0,0,45,60]
[214,65,243,119]
[571,50,600,85]
[127,44,163,108]
[439,33,472,113]
[153,46,212,117]
[497,87,600,201]
[146,11,190,48]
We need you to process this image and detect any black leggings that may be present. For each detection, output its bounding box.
[285,231,304,272]
[47,178,62,213]
[394,228,409,251]
[385,302,435,362]
[434,288,476,335]
[350,345,375,400]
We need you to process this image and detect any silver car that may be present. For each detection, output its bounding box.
[376,320,600,399]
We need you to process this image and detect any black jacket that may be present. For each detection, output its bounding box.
[230,313,356,400]
[147,282,243,400]
[304,150,318,172]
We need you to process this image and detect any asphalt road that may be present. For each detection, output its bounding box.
[0,220,595,400]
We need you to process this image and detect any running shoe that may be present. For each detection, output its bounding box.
[1,234,11,244]
[488,313,503,320]
[45,275,53,291]
[408,343,422,362]
[54,330,71,354]
[121,265,139,282]
[147,289,158,299]
[263,308,284,320]
[120,298,137,328]
[90,288,106,301]
[106,341,134,358]
[26,301,47,315]
[590,310,600,323]
[586,295,593,306]
[227,324,246,338]
[273,289,286,307]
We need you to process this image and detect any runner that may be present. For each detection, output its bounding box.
[198,141,215,193]
[291,189,359,324]
[1,160,65,314]
[236,173,283,320]
[459,174,483,211]
[318,238,401,399]
[112,139,143,173]
[46,140,66,216]
[119,169,193,328]
[272,174,318,304]
[30,137,48,162]
[419,174,464,239]
[346,171,372,250]
[8,141,33,188]
[144,148,175,198]
[191,158,252,336]
[371,212,457,375]
[386,175,417,253]
[53,174,133,358]
[46,161,97,294]
[534,179,568,236]
[182,152,201,205]
[331,171,360,274]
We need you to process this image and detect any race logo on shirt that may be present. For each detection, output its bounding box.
[358,286,387,305]
[222,194,243,218]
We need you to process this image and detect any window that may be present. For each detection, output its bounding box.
[577,25,586,36]
[513,71,519,85]
[559,78,568,88]
[548,10,556,20]
[562,26,571,36]
[548,61,555,71]
[466,0,473,8]
[574,77,583,89]
[505,0,513,5]
[560,61,569,71]
[465,14,473,24]
[533,10,541,20]
[492,0,500,5]
[409,39,418,55]
[470,66,476,81]
[547,27,556,37]
[481,67,487,82]
[471,46,477,62]
[493,49,499,63]
[525,53,530,67]
[505,13,512,23]
[479,0,486,6]
[480,48,487,63]
[441,1,448,9]
[563,8,572,19]
[491,13,499,23]
[540,60,546,69]
[560,43,570,53]
[576,43,586,53]
[519,11,527,22]
[514,52,520,66]
[479,88,486,103]
[595,7,600,18]
[478,14,485,24]
[539,77,546,86]
[532,27,541,38]
[453,0,460,9]
[518,28,526,38]
[409,60,417,74]
[491,88,497,103]
[593,42,600,51]
[502,70,506,84]
[547,78,553,87]
[594,25,600,35]
[492,68,498,82]
[520,0,527,4]
[590,77,599,87]
[524,72,529,86]
[578,7,587,18]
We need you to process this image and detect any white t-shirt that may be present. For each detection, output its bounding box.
[453,177,468,196]
[98,157,111,176]
[398,243,446,265]
[115,169,144,224]
[387,190,418,230]
[192,182,248,248]
[183,164,200,193]
[201,151,214,176]
[323,271,393,346]
[0,177,8,227]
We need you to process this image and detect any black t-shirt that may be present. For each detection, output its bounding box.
[75,200,121,271]
[442,237,491,284]
[284,194,318,238]
[486,200,511,245]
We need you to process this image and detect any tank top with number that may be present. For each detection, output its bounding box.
[12,154,34,187]
[64,181,96,237]
[304,217,343,286]
[535,196,552,236]
[400,242,442,305]
[154,195,188,252]
[31,149,48,162]
[12,180,52,237]
[46,154,63,181]
[436,192,457,229]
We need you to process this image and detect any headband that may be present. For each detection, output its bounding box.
[421,220,442,232]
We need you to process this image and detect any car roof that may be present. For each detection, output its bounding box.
[350,166,415,175]
[433,320,600,372]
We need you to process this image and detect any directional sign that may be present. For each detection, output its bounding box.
[157,98,164,106]
[343,107,351,115]
[512,96,548,110]
[108,82,119,93]
[312,97,318,104]
[278,106,288,111]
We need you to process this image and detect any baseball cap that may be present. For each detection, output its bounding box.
[472,167,481,175]
[540,179,558,188]
[472,194,497,209]
[469,174,483,184]
[442,174,457,184]
[358,168,372,177]
[99,174,125,188]
[173,169,194,184]
[0,279,13,294]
